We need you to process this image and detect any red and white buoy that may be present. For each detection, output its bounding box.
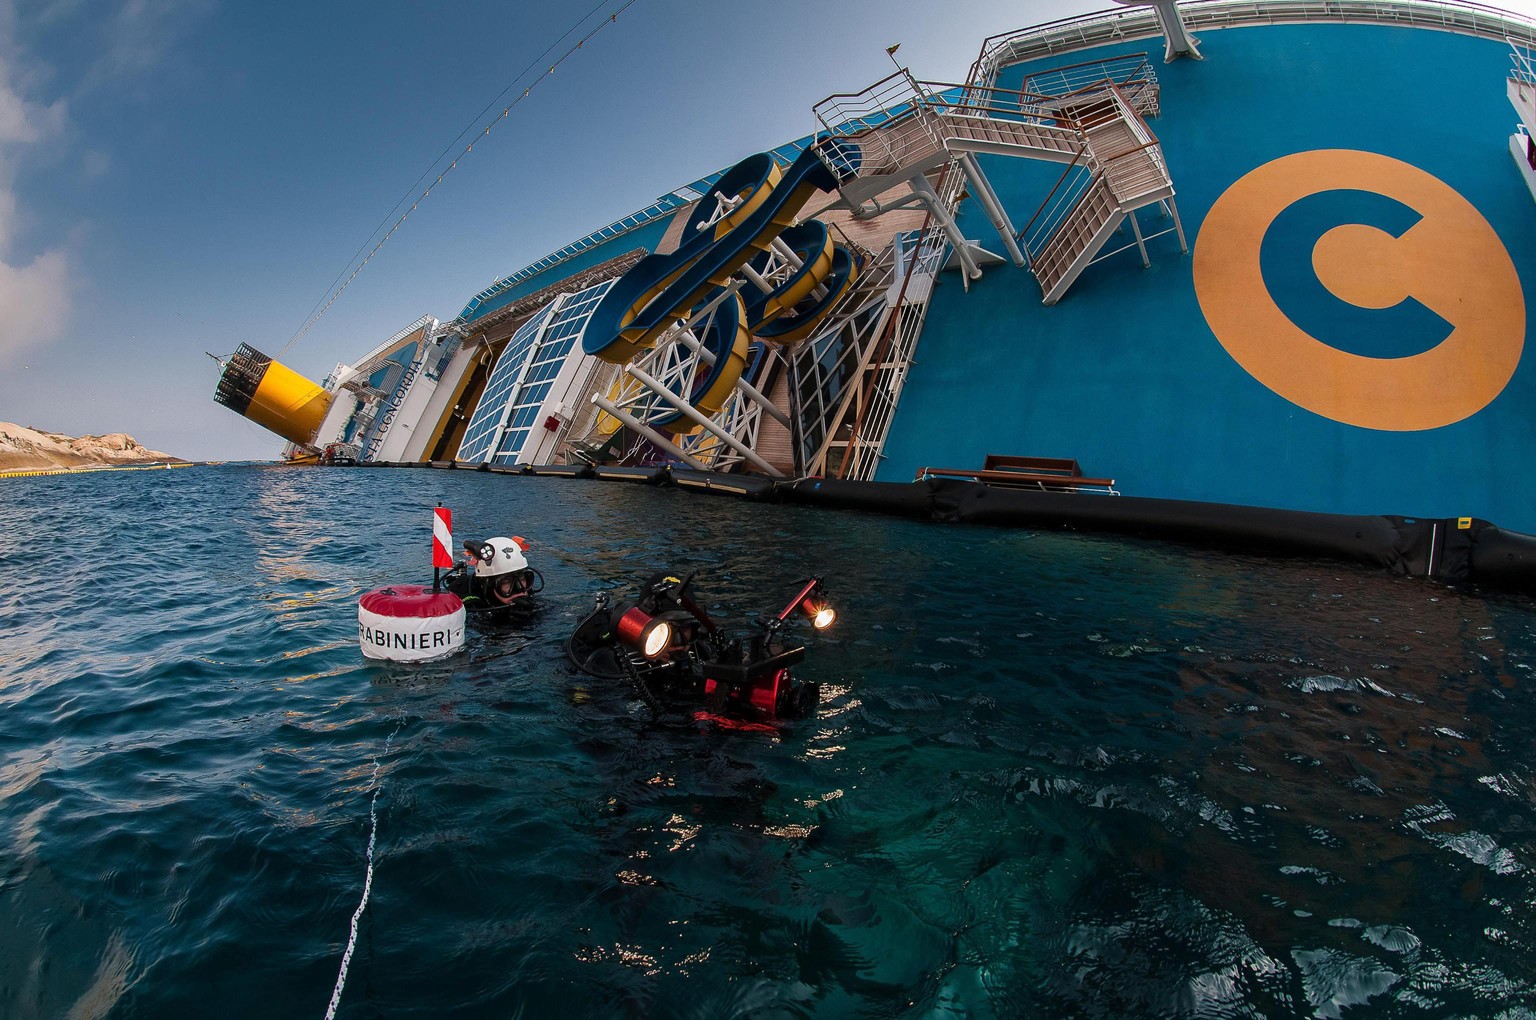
[357,505,465,661]
[357,585,465,661]
[432,505,454,574]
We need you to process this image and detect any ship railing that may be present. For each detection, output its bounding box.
[829,233,943,481]
[814,72,1090,182]
[970,7,1166,86]
[1098,138,1172,206]
[1019,156,1097,264]
[1013,69,1155,134]
[457,192,714,322]
[460,134,835,327]
[818,73,1085,137]
[1019,80,1168,255]
[1087,84,1172,203]
[921,66,1155,144]
[1020,54,1158,110]
[813,70,949,179]
[1511,38,1536,84]
[470,200,678,296]
[422,331,462,381]
[970,0,1536,87]
[813,70,928,136]
[349,315,434,380]
[892,227,949,282]
[799,211,953,481]
[922,80,1062,127]
[1027,61,1159,124]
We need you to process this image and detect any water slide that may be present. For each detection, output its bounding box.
[752,242,862,345]
[581,143,863,431]
[650,291,751,431]
[655,337,779,438]
[741,220,834,329]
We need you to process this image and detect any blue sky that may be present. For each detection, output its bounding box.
[3,0,1530,461]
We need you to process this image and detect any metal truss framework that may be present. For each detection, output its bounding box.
[793,228,948,479]
[550,208,951,482]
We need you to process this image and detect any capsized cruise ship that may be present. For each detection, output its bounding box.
[215,0,1536,538]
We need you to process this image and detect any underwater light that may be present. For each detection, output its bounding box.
[566,568,834,724]
[616,607,672,658]
[798,599,835,629]
[777,577,836,631]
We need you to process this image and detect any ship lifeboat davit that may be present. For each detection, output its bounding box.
[357,585,466,662]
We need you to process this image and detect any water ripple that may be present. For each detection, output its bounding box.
[1,468,1535,1016]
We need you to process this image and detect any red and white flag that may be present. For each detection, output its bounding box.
[432,506,454,568]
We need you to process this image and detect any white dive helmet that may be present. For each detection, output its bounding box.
[475,536,529,577]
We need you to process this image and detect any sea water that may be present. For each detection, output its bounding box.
[2,465,1534,1018]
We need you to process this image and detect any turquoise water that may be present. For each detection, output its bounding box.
[3,466,1535,1018]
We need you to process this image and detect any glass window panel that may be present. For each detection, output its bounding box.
[462,277,615,464]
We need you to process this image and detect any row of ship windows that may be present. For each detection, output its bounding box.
[457,279,616,463]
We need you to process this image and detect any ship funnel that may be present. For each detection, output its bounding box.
[212,343,333,447]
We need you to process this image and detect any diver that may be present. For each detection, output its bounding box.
[445,536,542,614]
[564,569,831,724]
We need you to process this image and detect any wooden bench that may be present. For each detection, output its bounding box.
[983,455,1083,477]
[914,454,1117,494]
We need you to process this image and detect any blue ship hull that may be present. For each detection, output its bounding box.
[883,21,1536,532]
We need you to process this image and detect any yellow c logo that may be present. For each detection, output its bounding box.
[1193,150,1524,431]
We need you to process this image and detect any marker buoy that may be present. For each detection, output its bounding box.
[357,585,465,662]
[432,506,454,569]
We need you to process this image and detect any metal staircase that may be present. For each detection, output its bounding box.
[1031,177,1121,301]
[1507,40,1536,204]
[1024,83,1183,303]
[815,54,1184,304]
[935,113,1083,163]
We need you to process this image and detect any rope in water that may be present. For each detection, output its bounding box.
[323,721,405,1020]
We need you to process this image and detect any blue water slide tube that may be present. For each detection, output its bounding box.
[647,287,750,432]
[742,220,833,331]
[583,141,859,365]
[753,246,863,345]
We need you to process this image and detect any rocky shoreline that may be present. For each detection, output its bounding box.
[0,422,184,473]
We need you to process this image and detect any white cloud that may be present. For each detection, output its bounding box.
[0,48,71,363]
[0,83,39,143]
[0,0,209,365]
[0,247,68,363]
[81,0,209,95]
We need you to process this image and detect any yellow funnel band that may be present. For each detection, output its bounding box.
[245,360,331,446]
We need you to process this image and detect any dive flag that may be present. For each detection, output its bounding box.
[432,506,454,568]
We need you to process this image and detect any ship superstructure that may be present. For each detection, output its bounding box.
[215,0,1536,534]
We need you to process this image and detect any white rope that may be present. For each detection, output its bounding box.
[323,722,404,1020]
